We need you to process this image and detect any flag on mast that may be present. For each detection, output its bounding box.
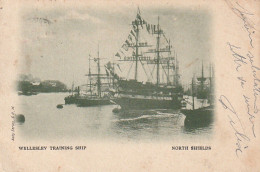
[115,52,121,59]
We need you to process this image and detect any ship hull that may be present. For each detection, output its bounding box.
[181,105,214,125]
[113,97,181,110]
[76,98,112,107]
[64,95,78,104]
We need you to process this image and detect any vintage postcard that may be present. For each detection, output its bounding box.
[0,0,259,171]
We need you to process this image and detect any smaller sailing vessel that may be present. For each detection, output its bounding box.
[76,45,113,107]
[196,62,210,99]
[181,64,214,125]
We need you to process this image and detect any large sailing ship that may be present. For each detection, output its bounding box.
[106,9,183,110]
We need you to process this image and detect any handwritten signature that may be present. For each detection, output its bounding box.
[243,95,256,138]
[219,95,250,157]
[226,42,247,72]
[247,53,260,114]
[224,42,259,157]
[222,0,259,157]
[225,0,255,47]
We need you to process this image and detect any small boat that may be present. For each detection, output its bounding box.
[112,107,121,113]
[181,105,214,125]
[56,104,63,109]
[15,114,25,123]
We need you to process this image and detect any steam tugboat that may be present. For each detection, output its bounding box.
[64,85,80,104]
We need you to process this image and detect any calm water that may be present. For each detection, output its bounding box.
[16,93,213,142]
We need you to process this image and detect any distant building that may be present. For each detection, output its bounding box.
[17,74,67,93]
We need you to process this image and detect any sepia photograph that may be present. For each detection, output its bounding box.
[16,6,214,141]
[0,0,259,171]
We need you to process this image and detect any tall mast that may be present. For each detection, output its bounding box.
[209,63,212,105]
[97,44,101,97]
[72,74,74,96]
[120,8,150,81]
[112,62,115,88]
[173,51,176,86]
[175,54,179,86]
[134,11,140,81]
[202,61,204,79]
[209,63,211,89]
[167,39,171,85]
[156,16,160,88]
[192,76,195,110]
[201,61,204,89]
[89,55,92,96]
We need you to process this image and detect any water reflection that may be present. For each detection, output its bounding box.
[17,93,213,141]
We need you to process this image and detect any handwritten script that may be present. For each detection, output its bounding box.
[221,0,259,157]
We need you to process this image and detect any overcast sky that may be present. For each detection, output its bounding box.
[20,5,211,87]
